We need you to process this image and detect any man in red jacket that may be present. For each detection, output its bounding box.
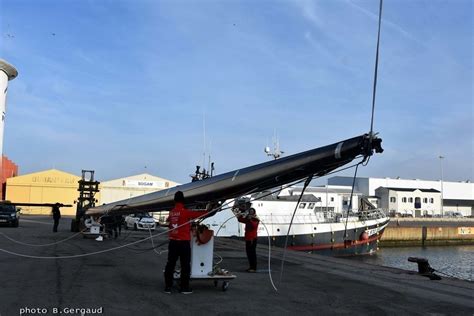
[164,191,209,294]
[237,205,260,273]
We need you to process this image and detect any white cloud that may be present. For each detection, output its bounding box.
[297,0,324,27]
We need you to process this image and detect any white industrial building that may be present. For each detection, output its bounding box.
[375,187,441,217]
[281,185,361,214]
[329,177,474,216]
[99,173,180,205]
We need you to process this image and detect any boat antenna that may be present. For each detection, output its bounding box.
[369,0,383,140]
[202,109,206,168]
[264,130,284,160]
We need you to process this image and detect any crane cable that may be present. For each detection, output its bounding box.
[278,175,313,286]
[370,0,383,139]
[341,0,383,245]
[343,162,361,242]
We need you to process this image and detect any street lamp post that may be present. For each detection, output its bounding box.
[439,155,444,216]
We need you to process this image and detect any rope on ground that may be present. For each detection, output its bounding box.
[0,229,87,247]
[213,253,223,266]
[0,228,170,259]
[0,210,213,259]
[260,220,278,291]
[214,213,278,292]
[149,227,168,255]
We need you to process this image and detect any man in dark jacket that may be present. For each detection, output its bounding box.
[52,203,61,233]
[237,206,259,272]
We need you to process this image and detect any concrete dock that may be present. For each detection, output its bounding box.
[0,216,473,315]
[381,218,474,246]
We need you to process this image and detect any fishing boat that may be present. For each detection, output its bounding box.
[204,192,390,256]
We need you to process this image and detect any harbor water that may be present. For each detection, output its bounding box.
[342,245,474,281]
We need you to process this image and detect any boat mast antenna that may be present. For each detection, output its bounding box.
[264,131,284,160]
[369,0,383,140]
[192,110,214,181]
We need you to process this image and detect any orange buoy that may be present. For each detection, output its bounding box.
[196,227,214,245]
[360,232,369,241]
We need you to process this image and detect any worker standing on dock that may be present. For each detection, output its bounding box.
[52,203,61,233]
[238,205,259,273]
[164,191,209,294]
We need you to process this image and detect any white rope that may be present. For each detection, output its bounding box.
[260,220,278,291]
[0,229,86,247]
[0,211,213,259]
[214,213,278,292]
[149,227,167,255]
[213,253,223,266]
[0,228,169,259]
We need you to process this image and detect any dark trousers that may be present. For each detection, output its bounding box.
[53,218,59,232]
[246,239,257,270]
[112,224,118,239]
[164,240,191,289]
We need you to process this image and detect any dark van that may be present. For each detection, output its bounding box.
[0,203,20,227]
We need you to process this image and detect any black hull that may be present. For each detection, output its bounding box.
[256,220,388,256]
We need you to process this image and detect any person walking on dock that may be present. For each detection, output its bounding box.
[237,205,259,272]
[114,215,123,237]
[164,191,210,294]
[52,203,61,233]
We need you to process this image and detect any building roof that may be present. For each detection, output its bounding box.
[329,175,472,184]
[6,169,80,187]
[380,187,440,193]
[291,185,362,195]
[329,176,473,200]
[0,59,18,80]
[443,199,474,207]
[101,173,178,184]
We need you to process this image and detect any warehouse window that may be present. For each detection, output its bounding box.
[402,197,407,203]
[308,203,315,209]
[390,197,396,203]
[430,198,434,203]
[299,203,306,209]
[423,198,428,203]
[330,197,334,202]
[408,197,413,203]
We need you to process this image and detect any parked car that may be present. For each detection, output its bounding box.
[0,203,20,227]
[152,211,169,226]
[444,211,464,218]
[124,213,156,230]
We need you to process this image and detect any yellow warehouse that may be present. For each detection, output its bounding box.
[6,169,80,215]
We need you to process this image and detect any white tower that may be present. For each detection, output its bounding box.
[0,59,18,161]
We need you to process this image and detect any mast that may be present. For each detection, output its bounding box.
[87,133,383,216]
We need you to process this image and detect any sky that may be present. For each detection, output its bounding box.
[0,0,472,184]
